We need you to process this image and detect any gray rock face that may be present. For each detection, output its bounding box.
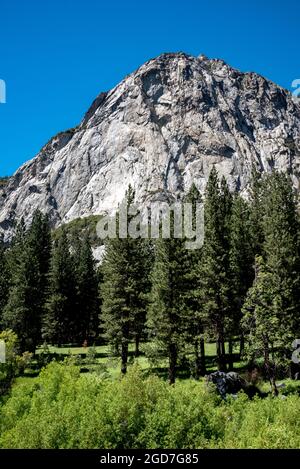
[1,52,300,239]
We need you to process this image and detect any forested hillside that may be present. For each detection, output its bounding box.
[1,168,300,394]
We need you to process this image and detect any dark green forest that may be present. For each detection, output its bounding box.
[1,168,300,387]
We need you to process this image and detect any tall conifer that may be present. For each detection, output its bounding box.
[101,186,150,374]
[199,168,229,371]
[43,230,77,344]
[147,210,188,384]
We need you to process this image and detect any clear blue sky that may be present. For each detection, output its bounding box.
[0,0,299,176]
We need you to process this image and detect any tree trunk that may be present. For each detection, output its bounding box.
[194,342,201,380]
[263,342,278,396]
[200,337,206,376]
[135,334,140,358]
[221,340,226,360]
[239,334,245,359]
[169,343,177,385]
[228,338,234,371]
[195,332,207,379]
[121,342,128,375]
[269,375,279,396]
[216,329,227,372]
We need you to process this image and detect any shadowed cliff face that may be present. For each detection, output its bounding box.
[1,52,300,239]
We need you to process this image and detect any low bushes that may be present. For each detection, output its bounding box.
[0,362,299,449]
[0,330,33,397]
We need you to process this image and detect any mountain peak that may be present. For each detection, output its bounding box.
[0,53,300,240]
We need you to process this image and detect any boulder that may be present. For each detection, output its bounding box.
[206,371,265,399]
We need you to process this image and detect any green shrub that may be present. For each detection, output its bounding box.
[0,362,299,449]
[0,330,33,396]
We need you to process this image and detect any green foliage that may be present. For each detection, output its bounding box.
[1,168,300,403]
[147,209,189,384]
[43,229,77,344]
[221,393,300,449]
[242,173,300,393]
[0,236,9,323]
[199,168,231,371]
[73,235,99,343]
[229,194,254,337]
[0,330,32,395]
[248,165,264,255]
[1,212,100,351]
[183,184,206,378]
[2,213,51,352]
[0,362,299,449]
[101,186,152,374]
[52,215,103,247]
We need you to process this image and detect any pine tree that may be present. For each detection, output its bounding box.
[0,235,9,323]
[101,234,131,374]
[242,172,300,393]
[263,172,300,343]
[249,165,264,255]
[101,186,151,374]
[228,195,254,364]
[220,175,233,256]
[2,220,41,352]
[7,218,27,273]
[27,211,51,341]
[43,230,77,345]
[74,235,99,344]
[242,257,284,395]
[183,183,206,378]
[199,168,229,371]
[219,176,233,365]
[147,210,188,384]
[130,238,153,357]
[27,211,51,295]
